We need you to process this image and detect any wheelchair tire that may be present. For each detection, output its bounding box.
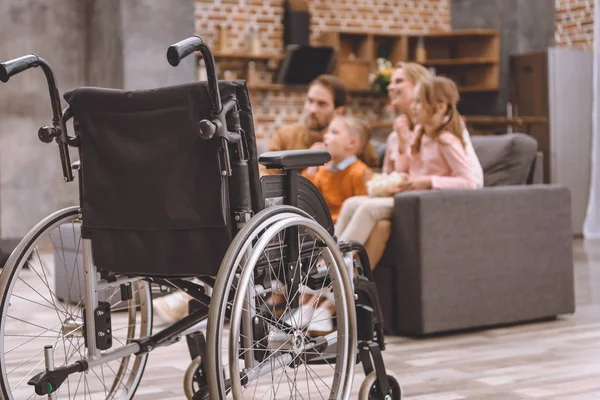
[205,205,357,399]
[359,371,402,400]
[0,206,152,400]
[184,356,209,400]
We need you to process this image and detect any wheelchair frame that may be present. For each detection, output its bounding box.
[0,35,397,400]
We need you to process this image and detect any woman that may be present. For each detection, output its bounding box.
[384,62,483,182]
[339,64,483,268]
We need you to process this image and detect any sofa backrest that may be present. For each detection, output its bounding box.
[370,132,538,186]
[371,140,388,169]
[471,133,538,186]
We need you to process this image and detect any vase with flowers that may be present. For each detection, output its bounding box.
[369,58,394,96]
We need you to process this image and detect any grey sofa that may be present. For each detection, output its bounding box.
[372,133,575,336]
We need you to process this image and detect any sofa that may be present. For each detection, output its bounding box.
[371,133,575,336]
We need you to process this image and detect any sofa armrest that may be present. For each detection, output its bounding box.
[390,184,575,335]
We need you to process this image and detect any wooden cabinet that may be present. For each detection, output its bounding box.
[320,29,499,93]
[406,30,500,92]
[510,48,593,235]
[196,29,500,94]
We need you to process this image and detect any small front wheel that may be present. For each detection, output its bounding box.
[183,356,209,400]
[359,371,402,400]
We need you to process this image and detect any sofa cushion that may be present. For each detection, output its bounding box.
[471,133,537,186]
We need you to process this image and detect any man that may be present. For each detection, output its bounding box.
[259,74,379,176]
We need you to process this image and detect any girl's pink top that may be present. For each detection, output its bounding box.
[385,130,480,189]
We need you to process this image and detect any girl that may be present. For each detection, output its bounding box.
[364,63,482,267]
[336,76,481,264]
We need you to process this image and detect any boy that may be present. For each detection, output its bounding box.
[303,115,374,223]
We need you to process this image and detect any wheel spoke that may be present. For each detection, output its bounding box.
[0,208,152,400]
[205,206,356,399]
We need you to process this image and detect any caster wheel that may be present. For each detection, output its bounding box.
[183,356,209,400]
[359,371,402,400]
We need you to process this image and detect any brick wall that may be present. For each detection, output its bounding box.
[555,0,594,49]
[195,0,451,147]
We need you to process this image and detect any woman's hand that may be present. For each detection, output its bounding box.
[374,172,410,197]
[396,176,433,192]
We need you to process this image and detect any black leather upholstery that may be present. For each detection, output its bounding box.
[259,149,330,170]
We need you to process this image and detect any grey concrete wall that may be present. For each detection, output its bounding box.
[85,0,195,89]
[121,0,196,89]
[0,0,86,237]
[451,0,555,115]
[0,0,195,237]
[86,0,124,88]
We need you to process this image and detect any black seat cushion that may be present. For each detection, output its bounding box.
[259,149,331,170]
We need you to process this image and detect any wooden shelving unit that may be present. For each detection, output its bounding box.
[406,30,500,92]
[196,51,284,63]
[246,83,385,96]
[419,57,497,66]
[317,29,500,93]
[319,32,374,90]
[195,29,501,95]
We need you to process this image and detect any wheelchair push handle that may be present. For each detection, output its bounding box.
[0,54,75,182]
[168,35,244,176]
[0,54,41,83]
[167,35,221,117]
[167,36,203,67]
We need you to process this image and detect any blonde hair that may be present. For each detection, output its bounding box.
[334,115,371,153]
[411,76,465,154]
[394,62,431,130]
[395,61,430,85]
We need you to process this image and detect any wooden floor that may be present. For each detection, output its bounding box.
[137,238,600,399]
[2,238,599,399]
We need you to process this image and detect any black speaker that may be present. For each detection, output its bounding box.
[284,0,310,46]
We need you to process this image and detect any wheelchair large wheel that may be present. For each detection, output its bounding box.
[206,205,357,399]
[0,206,153,400]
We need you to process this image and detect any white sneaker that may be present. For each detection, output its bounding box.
[307,304,334,336]
[283,304,315,329]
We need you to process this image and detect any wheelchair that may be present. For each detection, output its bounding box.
[0,36,400,399]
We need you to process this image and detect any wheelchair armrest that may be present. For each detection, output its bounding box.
[258,149,330,171]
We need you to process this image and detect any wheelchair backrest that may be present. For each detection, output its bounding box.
[63,80,262,277]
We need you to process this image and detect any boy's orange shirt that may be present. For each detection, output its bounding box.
[302,159,371,223]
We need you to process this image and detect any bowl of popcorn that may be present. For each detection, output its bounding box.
[367,172,409,197]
